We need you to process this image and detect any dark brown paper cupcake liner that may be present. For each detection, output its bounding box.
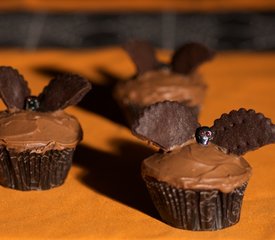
[144,176,248,231]
[0,145,74,191]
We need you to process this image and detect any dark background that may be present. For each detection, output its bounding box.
[0,11,274,51]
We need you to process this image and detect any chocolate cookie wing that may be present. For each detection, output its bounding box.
[211,108,275,155]
[171,42,215,75]
[124,40,159,75]
[38,73,91,112]
[0,66,30,110]
[133,101,199,151]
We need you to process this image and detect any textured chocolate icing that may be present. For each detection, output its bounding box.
[141,141,252,193]
[115,69,206,108]
[0,110,82,152]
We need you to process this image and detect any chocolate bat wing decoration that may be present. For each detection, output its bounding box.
[171,42,215,75]
[132,101,200,151]
[124,40,159,75]
[211,108,275,155]
[38,73,91,112]
[0,66,30,110]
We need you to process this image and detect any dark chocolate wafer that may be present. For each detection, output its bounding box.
[124,40,159,75]
[211,108,275,155]
[171,42,215,75]
[0,66,30,109]
[39,73,91,112]
[133,101,199,151]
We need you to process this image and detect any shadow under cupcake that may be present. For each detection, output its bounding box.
[132,101,275,231]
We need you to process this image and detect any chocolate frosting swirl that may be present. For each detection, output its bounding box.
[0,110,82,152]
[142,142,252,193]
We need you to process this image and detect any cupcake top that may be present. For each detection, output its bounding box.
[115,70,206,107]
[115,41,214,108]
[142,142,251,193]
[133,101,275,192]
[0,66,91,152]
[0,110,82,152]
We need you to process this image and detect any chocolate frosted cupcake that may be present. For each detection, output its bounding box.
[132,101,275,231]
[0,66,91,191]
[114,40,214,124]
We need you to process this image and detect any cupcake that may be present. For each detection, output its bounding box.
[0,66,91,191]
[114,40,215,124]
[132,101,275,231]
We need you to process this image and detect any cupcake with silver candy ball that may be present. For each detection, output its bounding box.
[0,66,91,191]
[132,101,275,231]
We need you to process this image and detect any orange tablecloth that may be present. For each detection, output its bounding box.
[0,48,275,239]
[1,0,275,12]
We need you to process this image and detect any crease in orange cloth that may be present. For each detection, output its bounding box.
[0,48,274,239]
